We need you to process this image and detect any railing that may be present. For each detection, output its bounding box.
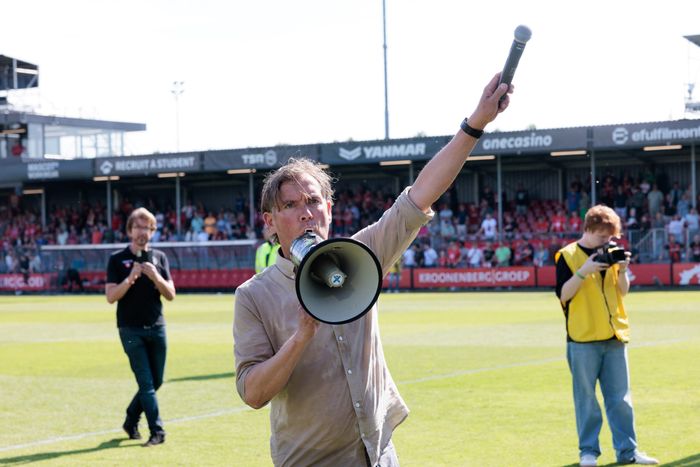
[39,240,258,273]
[632,228,666,263]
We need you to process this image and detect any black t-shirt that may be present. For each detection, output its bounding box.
[107,247,172,327]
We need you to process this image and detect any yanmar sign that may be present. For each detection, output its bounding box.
[338,142,427,161]
[320,137,448,165]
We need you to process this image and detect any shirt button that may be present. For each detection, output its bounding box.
[361,432,365,437]
[347,369,352,375]
[338,336,344,341]
[354,402,360,408]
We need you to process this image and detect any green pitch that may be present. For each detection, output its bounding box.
[1,291,698,466]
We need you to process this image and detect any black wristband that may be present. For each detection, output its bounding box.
[460,118,484,139]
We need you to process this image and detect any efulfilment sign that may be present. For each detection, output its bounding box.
[95,154,202,176]
[593,120,700,149]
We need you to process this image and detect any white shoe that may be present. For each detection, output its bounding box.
[630,451,659,465]
[579,454,597,467]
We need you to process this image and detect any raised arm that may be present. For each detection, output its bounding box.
[409,73,511,213]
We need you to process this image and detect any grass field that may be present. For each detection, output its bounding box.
[0,291,699,466]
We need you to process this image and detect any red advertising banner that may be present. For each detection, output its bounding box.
[673,263,700,285]
[0,273,53,291]
[411,267,536,288]
[627,264,672,286]
[536,266,556,287]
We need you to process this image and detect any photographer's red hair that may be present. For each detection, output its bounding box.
[583,204,621,237]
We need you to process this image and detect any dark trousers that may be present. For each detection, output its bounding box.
[119,326,167,435]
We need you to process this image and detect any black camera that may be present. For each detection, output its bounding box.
[594,243,628,265]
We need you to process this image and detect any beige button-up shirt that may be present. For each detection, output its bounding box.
[234,187,432,467]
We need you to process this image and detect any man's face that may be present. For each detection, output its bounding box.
[128,220,155,249]
[264,173,332,257]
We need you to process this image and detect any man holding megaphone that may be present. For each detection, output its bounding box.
[233,72,512,466]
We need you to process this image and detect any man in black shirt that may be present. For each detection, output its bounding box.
[106,207,176,447]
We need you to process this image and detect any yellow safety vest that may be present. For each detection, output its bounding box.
[255,242,280,274]
[555,242,630,343]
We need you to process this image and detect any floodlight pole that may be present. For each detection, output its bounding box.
[171,81,185,239]
[382,0,389,140]
[171,81,184,152]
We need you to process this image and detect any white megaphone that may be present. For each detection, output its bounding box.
[290,231,382,324]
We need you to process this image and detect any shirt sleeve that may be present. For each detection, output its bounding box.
[106,254,120,284]
[353,187,433,275]
[158,252,171,281]
[555,254,573,299]
[233,285,274,404]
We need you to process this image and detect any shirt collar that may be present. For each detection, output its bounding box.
[274,249,295,280]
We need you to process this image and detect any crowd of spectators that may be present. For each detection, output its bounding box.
[2,170,700,275]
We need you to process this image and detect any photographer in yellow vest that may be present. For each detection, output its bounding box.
[555,204,658,467]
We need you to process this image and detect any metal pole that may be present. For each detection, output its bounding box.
[176,175,182,238]
[590,149,597,206]
[106,180,112,236]
[692,143,697,210]
[249,172,255,236]
[382,0,389,140]
[171,81,184,152]
[497,155,503,241]
[40,190,46,230]
[473,172,479,203]
[558,168,564,205]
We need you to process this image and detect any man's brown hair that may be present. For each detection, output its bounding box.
[126,207,157,234]
[260,157,334,214]
[583,204,621,237]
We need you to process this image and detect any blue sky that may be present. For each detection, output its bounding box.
[3,0,700,155]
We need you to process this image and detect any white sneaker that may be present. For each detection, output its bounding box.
[579,454,597,467]
[631,451,659,465]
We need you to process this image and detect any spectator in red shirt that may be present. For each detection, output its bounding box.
[446,241,462,268]
[550,209,567,234]
[91,224,104,244]
[661,234,682,263]
[567,212,582,234]
[534,216,550,234]
[437,249,449,268]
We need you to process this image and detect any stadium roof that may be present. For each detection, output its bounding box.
[0,54,39,91]
[1,110,146,136]
[684,35,700,48]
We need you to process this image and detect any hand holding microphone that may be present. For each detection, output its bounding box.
[127,262,143,284]
[466,26,531,130]
[498,25,531,102]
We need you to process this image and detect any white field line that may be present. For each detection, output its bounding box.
[0,406,254,454]
[0,337,691,454]
[399,337,693,385]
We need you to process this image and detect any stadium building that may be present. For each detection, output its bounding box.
[1,55,699,293]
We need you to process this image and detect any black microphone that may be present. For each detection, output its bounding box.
[498,25,532,102]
